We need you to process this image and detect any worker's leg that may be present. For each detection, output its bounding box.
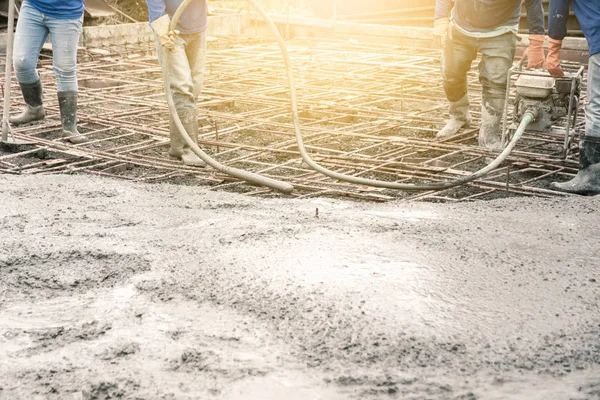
[47,13,87,144]
[437,27,477,139]
[551,53,600,195]
[180,30,207,166]
[478,33,516,150]
[585,53,600,144]
[186,30,207,99]
[10,1,48,125]
[156,34,205,167]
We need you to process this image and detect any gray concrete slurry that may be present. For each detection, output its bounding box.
[0,174,599,399]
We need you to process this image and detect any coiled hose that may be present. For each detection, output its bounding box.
[164,3,294,194]
[168,0,535,192]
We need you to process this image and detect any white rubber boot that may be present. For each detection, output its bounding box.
[436,94,472,139]
[168,110,206,168]
[479,97,505,151]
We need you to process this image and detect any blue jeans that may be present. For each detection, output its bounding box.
[13,1,83,92]
[587,53,600,138]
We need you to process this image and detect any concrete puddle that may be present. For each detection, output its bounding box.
[0,283,348,399]
[300,252,423,283]
[225,373,346,400]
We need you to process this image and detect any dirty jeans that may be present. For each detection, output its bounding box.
[155,31,207,113]
[441,27,516,102]
[13,1,83,92]
[586,53,600,138]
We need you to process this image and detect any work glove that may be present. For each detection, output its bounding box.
[150,14,179,52]
[546,38,565,78]
[525,34,546,69]
[433,17,451,49]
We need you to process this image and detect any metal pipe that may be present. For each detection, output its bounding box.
[249,0,536,191]
[167,0,294,194]
[2,0,16,142]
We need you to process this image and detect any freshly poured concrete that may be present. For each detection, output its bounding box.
[0,174,598,399]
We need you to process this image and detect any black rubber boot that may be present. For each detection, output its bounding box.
[9,81,46,125]
[550,136,600,195]
[57,92,87,144]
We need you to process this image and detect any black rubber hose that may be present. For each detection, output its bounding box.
[164,0,294,194]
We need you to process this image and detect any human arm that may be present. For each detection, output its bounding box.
[433,0,454,49]
[434,0,453,20]
[548,0,569,41]
[145,0,178,52]
[524,0,546,68]
[546,0,570,77]
[145,0,167,23]
[525,0,545,35]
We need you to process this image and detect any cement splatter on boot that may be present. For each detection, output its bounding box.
[551,136,600,195]
[436,94,472,139]
[10,81,45,125]
[58,92,88,144]
[479,97,505,151]
[168,108,206,168]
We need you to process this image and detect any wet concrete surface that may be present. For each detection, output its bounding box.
[0,174,599,399]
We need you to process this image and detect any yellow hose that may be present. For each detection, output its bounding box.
[164,0,294,194]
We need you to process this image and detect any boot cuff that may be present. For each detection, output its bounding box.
[580,135,600,169]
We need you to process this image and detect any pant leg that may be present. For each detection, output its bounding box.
[477,33,516,100]
[441,27,478,102]
[155,34,196,112]
[185,31,207,100]
[155,34,197,154]
[46,14,83,93]
[586,53,600,138]
[12,1,49,85]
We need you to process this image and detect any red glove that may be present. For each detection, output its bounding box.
[546,38,564,78]
[526,34,546,69]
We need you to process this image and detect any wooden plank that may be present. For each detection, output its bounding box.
[85,0,116,18]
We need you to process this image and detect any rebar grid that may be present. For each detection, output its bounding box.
[0,37,585,202]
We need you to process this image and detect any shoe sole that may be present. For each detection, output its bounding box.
[169,154,207,168]
[436,120,472,140]
[9,116,46,126]
[549,185,600,196]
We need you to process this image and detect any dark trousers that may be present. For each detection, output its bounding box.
[441,27,517,102]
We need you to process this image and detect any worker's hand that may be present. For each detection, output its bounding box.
[546,38,565,78]
[150,14,180,52]
[433,17,450,50]
[525,34,546,69]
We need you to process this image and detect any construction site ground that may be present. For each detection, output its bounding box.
[0,36,586,202]
[0,174,599,399]
[0,35,599,399]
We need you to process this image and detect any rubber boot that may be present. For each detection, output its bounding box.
[479,97,505,151]
[9,81,46,125]
[58,92,88,144]
[168,110,206,167]
[550,136,600,195]
[436,94,472,139]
